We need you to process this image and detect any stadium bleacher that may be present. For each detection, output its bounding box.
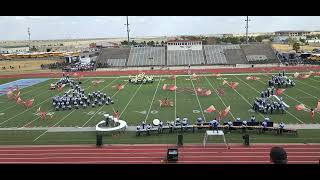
[97,48,131,67]
[127,47,165,67]
[167,50,205,66]
[204,45,241,64]
[96,43,279,67]
[241,44,279,64]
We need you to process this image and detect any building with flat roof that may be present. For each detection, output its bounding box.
[0,46,30,54]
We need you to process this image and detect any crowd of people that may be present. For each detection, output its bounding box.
[252,96,286,114]
[52,84,114,111]
[268,72,295,88]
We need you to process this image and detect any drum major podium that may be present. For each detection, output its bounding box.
[203,130,228,149]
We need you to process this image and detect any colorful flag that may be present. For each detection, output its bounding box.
[228,82,239,89]
[293,72,300,78]
[295,104,305,111]
[14,91,21,100]
[246,76,260,80]
[169,85,177,91]
[206,105,216,113]
[216,88,225,96]
[16,97,22,104]
[300,74,310,79]
[196,87,202,92]
[162,84,167,91]
[192,73,198,79]
[316,100,320,111]
[40,112,46,120]
[221,106,231,117]
[310,109,315,122]
[24,98,34,108]
[6,91,13,99]
[222,80,228,85]
[36,107,41,113]
[204,90,211,96]
[275,88,285,96]
[117,84,124,91]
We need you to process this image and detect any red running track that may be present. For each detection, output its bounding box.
[1,65,320,79]
[0,144,319,164]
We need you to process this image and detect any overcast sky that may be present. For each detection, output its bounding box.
[1,16,320,40]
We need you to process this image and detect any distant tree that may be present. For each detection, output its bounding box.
[121,40,128,45]
[161,41,165,46]
[300,38,306,43]
[293,42,300,51]
[60,43,64,46]
[155,41,159,45]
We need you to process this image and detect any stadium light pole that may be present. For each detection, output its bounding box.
[28,27,31,51]
[245,16,251,44]
[125,16,130,46]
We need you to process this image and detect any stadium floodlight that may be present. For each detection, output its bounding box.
[124,16,130,46]
[245,16,251,44]
[28,27,31,51]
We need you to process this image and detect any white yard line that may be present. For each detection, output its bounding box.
[295,79,320,91]
[223,77,265,119]
[204,76,236,120]
[144,76,162,122]
[32,131,48,142]
[295,87,319,99]
[235,76,304,124]
[175,77,177,120]
[80,78,120,128]
[190,76,206,121]
[118,83,143,119]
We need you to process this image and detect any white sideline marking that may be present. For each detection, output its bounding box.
[174,77,177,120]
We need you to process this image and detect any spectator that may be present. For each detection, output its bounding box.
[270,146,287,164]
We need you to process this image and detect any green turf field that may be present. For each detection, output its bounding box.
[0,72,320,145]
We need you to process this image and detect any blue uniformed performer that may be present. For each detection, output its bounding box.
[278,122,285,135]
[211,119,219,133]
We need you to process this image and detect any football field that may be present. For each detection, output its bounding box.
[0,72,320,144]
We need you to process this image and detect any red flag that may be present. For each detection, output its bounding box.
[204,90,211,96]
[6,91,13,99]
[16,97,22,104]
[206,105,216,113]
[222,80,228,85]
[216,88,225,96]
[169,85,177,91]
[228,82,239,89]
[196,87,202,92]
[162,84,167,91]
[316,100,320,111]
[117,84,124,91]
[15,86,20,92]
[24,98,34,108]
[295,104,305,111]
[310,109,315,122]
[40,112,46,120]
[221,106,231,117]
[275,88,285,96]
[14,91,20,100]
[246,76,260,80]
